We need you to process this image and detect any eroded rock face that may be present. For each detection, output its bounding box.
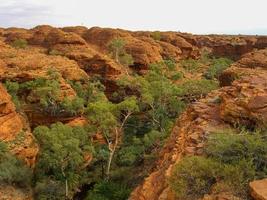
[235,49,267,69]
[1,26,266,80]
[129,49,267,200]
[0,44,88,81]
[0,84,38,167]
[220,73,267,128]
[219,49,267,127]
[195,35,267,59]
[160,32,200,59]
[249,179,267,200]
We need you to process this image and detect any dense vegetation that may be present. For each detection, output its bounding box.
[4,69,84,116]
[11,39,28,49]
[3,47,230,199]
[0,142,32,187]
[180,51,233,78]
[169,128,267,200]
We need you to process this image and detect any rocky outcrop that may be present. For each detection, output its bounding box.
[249,179,267,200]
[129,49,267,200]
[83,27,162,70]
[219,49,267,86]
[160,32,200,59]
[2,26,267,79]
[220,72,267,128]
[195,35,267,59]
[0,44,88,81]
[0,84,38,167]
[219,49,267,127]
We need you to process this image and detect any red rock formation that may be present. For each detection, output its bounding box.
[249,179,267,200]
[160,32,200,59]
[66,116,88,127]
[61,26,88,36]
[195,35,267,59]
[0,84,38,167]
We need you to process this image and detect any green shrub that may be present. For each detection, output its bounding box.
[204,58,233,80]
[180,58,199,72]
[151,31,161,41]
[0,142,32,187]
[69,79,106,104]
[170,130,267,199]
[11,39,28,49]
[119,53,134,67]
[117,145,144,166]
[108,38,134,67]
[170,72,183,80]
[86,181,130,200]
[20,75,86,116]
[205,131,267,178]
[3,81,21,110]
[169,156,256,200]
[219,160,255,198]
[61,96,85,116]
[48,49,63,56]
[34,179,65,200]
[169,156,218,200]
[142,130,165,148]
[178,79,219,101]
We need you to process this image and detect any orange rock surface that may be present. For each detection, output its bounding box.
[0,84,38,167]
[250,179,267,200]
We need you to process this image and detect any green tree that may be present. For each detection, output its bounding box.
[33,123,94,199]
[87,97,138,177]
[151,31,161,41]
[108,38,134,70]
[204,57,233,80]
[86,180,130,200]
[118,61,185,132]
[108,38,126,63]
[177,79,219,102]
[69,79,106,104]
[11,39,28,49]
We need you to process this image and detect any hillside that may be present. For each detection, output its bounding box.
[0,26,266,200]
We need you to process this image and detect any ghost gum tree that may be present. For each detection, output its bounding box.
[86,96,138,178]
[108,38,134,72]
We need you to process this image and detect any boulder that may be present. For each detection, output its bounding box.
[249,179,267,200]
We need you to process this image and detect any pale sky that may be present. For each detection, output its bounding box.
[0,0,267,35]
